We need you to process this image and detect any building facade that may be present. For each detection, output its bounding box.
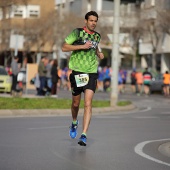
[139,0,170,73]
[1,0,169,73]
[0,0,56,66]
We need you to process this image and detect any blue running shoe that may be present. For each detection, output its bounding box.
[78,134,87,146]
[69,120,78,139]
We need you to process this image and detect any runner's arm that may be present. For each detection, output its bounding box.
[96,47,104,59]
[62,41,92,52]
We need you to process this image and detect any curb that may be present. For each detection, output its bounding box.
[158,142,170,158]
[0,104,136,117]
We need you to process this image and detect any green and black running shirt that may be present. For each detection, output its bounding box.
[65,27,101,73]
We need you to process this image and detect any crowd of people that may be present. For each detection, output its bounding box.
[97,66,128,93]
[7,57,170,98]
[130,68,170,97]
[35,56,72,97]
[96,66,170,97]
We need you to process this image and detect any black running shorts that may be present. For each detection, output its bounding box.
[69,70,98,96]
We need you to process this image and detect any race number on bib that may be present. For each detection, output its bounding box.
[75,74,89,87]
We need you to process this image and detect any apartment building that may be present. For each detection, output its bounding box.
[0,0,55,66]
[1,0,169,72]
[55,0,142,60]
[59,0,170,72]
[139,0,170,73]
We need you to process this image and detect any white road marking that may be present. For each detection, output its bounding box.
[161,112,170,114]
[133,116,158,119]
[95,116,123,119]
[139,107,152,112]
[134,139,170,167]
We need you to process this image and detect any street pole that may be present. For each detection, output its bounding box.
[110,0,120,107]
[14,34,19,57]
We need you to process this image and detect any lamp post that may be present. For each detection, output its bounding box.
[110,0,120,107]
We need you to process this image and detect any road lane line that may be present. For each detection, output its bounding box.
[133,116,158,119]
[139,107,151,112]
[134,139,170,167]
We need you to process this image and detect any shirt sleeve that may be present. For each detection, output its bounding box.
[65,29,79,45]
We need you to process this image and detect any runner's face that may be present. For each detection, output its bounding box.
[85,15,98,32]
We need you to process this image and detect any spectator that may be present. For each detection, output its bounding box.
[135,69,143,96]
[11,56,19,96]
[57,68,62,89]
[163,71,170,97]
[130,69,136,93]
[62,66,69,90]
[51,59,59,97]
[38,56,48,96]
[118,71,123,93]
[103,65,111,92]
[143,67,152,96]
[122,69,127,93]
[119,68,127,93]
[46,59,53,96]
[97,66,104,92]
[34,73,40,95]
[66,69,72,91]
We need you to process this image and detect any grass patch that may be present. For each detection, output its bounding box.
[117,100,131,106]
[0,97,131,109]
[0,97,109,109]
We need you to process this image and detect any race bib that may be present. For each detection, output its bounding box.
[75,74,89,87]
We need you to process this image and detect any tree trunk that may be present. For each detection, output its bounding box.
[132,48,137,69]
[152,49,156,71]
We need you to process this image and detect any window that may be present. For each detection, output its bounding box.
[9,5,40,19]
[55,0,74,5]
[9,5,26,18]
[14,10,23,17]
[27,5,40,18]
[13,6,26,18]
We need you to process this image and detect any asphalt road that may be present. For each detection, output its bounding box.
[0,92,170,170]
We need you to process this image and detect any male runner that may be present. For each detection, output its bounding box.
[62,11,104,146]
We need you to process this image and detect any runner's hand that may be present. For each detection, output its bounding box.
[97,52,104,59]
[83,41,92,49]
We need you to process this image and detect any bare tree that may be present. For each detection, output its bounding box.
[0,0,30,65]
[144,19,160,71]
[157,9,170,35]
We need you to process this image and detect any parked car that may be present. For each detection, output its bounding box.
[150,73,163,94]
[0,66,12,93]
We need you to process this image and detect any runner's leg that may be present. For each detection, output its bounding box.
[82,89,94,134]
[71,94,81,121]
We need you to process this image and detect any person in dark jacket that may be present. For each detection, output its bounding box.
[38,56,48,95]
[11,56,19,96]
[51,59,59,97]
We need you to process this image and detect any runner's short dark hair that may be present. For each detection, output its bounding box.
[85,11,98,21]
